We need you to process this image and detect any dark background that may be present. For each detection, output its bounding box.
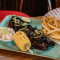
[0,0,57,16]
[22,0,56,16]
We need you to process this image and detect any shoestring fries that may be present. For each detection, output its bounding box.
[42,16,60,41]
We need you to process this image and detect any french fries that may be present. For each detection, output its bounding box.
[42,16,60,42]
[47,29,60,34]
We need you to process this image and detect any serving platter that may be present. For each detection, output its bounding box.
[0,15,60,59]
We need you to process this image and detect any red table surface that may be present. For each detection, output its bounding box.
[0,10,30,21]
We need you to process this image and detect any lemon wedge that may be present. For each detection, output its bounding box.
[22,17,31,23]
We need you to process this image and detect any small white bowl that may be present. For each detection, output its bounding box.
[0,27,15,42]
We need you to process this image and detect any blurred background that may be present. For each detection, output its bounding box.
[0,0,59,17]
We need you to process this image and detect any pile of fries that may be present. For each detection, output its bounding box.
[42,16,60,42]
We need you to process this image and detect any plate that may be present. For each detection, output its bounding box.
[44,8,60,20]
[44,8,60,45]
[0,15,60,59]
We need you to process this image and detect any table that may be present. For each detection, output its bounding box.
[0,16,58,60]
[0,49,55,60]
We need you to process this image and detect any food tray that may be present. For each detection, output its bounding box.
[0,15,60,59]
